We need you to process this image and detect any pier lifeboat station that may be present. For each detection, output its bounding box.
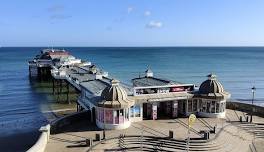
[78,69,230,130]
[29,49,231,130]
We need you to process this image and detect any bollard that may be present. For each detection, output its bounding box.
[95,133,101,141]
[239,116,242,122]
[86,138,93,147]
[203,132,208,140]
[213,126,216,134]
[169,130,173,138]
[207,132,210,139]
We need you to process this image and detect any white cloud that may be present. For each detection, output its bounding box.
[127,7,133,14]
[146,21,163,28]
[144,11,151,17]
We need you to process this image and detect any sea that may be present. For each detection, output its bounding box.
[0,47,264,151]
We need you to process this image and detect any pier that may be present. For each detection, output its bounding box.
[29,49,113,107]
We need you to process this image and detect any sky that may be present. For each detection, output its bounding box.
[0,0,264,46]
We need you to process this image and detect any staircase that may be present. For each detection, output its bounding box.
[236,123,264,139]
[90,125,254,152]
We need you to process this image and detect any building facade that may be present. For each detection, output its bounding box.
[78,69,230,130]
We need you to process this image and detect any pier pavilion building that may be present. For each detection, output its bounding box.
[78,69,230,130]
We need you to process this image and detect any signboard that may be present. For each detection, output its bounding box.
[188,114,196,128]
[157,88,170,93]
[171,87,185,92]
[152,104,157,120]
[172,101,178,118]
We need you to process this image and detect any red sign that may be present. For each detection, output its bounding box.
[171,87,185,92]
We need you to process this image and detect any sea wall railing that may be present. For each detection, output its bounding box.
[26,124,50,152]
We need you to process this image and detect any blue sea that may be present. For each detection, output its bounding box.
[0,47,264,151]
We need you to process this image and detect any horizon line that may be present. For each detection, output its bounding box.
[2,45,264,48]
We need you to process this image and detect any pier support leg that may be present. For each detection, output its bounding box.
[29,66,31,77]
[56,80,60,102]
[67,83,70,104]
[52,78,55,95]
[60,80,62,94]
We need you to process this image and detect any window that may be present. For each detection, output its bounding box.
[216,102,220,113]
[211,101,216,113]
[188,100,192,112]
[206,101,210,113]
[193,99,198,112]
[125,109,129,120]
[198,99,202,112]
[113,110,118,124]
[130,106,134,117]
[202,101,206,112]
[220,102,225,112]
[105,110,113,124]
[119,109,124,124]
[134,105,141,117]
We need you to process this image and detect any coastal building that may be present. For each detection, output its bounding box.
[77,68,230,130]
[28,49,91,78]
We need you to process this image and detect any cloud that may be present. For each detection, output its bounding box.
[50,14,72,20]
[47,5,65,13]
[146,21,163,28]
[127,7,133,14]
[144,11,151,17]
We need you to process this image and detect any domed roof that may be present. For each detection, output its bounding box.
[199,73,224,94]
[98,79,134,108]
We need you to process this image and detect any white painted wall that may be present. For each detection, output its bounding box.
[26,124,50,152]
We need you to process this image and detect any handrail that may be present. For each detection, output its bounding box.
[174,119,203,137]
[88,134,222,152]
[132,123,168,137]
[198,118,214,130]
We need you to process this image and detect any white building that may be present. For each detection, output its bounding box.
[77,69,230,130]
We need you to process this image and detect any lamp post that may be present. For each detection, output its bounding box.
[250,86,256,123]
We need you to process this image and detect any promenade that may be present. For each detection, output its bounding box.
[44,109,264,152]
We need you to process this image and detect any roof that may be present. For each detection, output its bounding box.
[197,73,231,99]
[80,79,109,95]
[132,76,182,87]
[98,79,135,108]
[80,78,133,96]
[68,73,96,83]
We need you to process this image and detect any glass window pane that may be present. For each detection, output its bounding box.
[216,102,219,113]
[188,100,192,112]
[134,105,140,117]
[193,100,197,111]
[211,101,215,113]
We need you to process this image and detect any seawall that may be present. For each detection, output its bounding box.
[26,125,50,152]
[50,110,90,134]
[226,101,264,117]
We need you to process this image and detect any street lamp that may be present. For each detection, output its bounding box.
[250,86,256,123]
